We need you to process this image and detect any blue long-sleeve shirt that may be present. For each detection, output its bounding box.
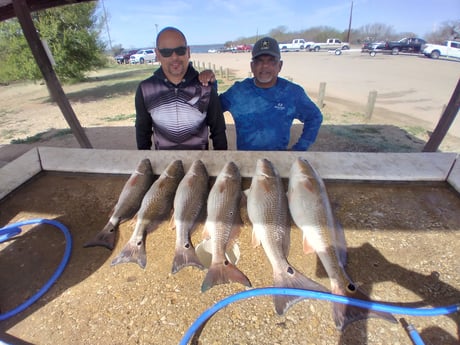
[220,77,323,151]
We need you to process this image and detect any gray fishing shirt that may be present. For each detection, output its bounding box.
[135,65,227,150]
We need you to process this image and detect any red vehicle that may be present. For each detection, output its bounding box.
[235,44,252,52]
[115,49,138,64]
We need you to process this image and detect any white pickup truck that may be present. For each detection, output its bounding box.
[309,38,350,52]
[278,39,313,52]
[423,40,460,60]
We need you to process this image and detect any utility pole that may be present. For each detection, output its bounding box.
[101,0,112,50]
[155,24,159,46]
[346,1,353,43]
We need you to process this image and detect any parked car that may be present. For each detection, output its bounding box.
[372,37,427,55]
[235,44,252,52]
[130,49,156,64]
[115,49,138,64]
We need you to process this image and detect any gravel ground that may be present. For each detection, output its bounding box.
[0,172,459,345]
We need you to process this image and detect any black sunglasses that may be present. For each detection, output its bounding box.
[158,46,187,57]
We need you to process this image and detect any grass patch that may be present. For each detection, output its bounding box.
[9,128,73,144]
[102,113,136,122]
[11,132,45,144]
[403,126,427,137]
[328,125,419,152]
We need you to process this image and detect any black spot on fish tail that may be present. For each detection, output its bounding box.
[333,287,397,332]
[111,240,147,269]
[347,283,356,292]
[273,266,328,315]
[83,222,118,250]
[171,245,205,274]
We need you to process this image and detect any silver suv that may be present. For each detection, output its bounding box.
[130,49,156,64]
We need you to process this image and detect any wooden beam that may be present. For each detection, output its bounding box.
[12,0,92,148]
[423,78,460,152]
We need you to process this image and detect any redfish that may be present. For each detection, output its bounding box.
[247,158,327,315]
[111,160,184,269]
[288,157,397,331]
[201,161,251,292]
[171,160,208,274]
[83,158,154,250]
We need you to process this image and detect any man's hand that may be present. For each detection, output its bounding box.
[199,69,216,86]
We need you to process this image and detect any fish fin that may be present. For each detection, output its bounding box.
[273,266,328,315]
[201,261,252,292]
[251,228,261,247]
[168,213,176,231]
[240,191,247,209]
[332,285,397,332]
[302,236,316,254]
[83,221,118,250]
[202,223,211,240]
[111,238,147,269]
[282,226,291,257]
[334,218,348,266]
[171,244,205,274]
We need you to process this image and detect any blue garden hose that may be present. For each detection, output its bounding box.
[0,219,72,321]
[179,287,460,345]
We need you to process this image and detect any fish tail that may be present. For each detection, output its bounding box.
[273,266,328,315]
[332,286,397,331]
[201,261,251,292]
[171,245,205,274]
[111,238,147,269]
[83,221,118,250]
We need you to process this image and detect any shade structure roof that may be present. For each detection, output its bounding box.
[0,0,93,21]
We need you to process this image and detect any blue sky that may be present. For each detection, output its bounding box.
[99,0,460,48]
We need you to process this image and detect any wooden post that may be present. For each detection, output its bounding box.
[318,82,326,108]
[12,0,92,148]
[365,90,378,119]
[225,68,229,79]
[423,78,460,152]
[220,66,223,77]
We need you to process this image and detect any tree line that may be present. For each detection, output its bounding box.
[225,21,460,47]
[0,2,106,84]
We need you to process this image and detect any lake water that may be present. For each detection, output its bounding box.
[190,44,224,53]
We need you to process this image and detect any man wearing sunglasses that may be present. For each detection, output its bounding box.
[135,27,227,150]
[199,37,322,151]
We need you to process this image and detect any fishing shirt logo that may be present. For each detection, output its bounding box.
[274,102,285,111]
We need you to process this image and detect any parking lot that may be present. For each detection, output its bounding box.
[198,50,460,138]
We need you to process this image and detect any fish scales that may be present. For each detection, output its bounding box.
[111,160,184,269]
[288,157,397,331]
[83,158,154,250]
[201,161,251,292]
[247,158,327,315]
[171,160,209,273]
